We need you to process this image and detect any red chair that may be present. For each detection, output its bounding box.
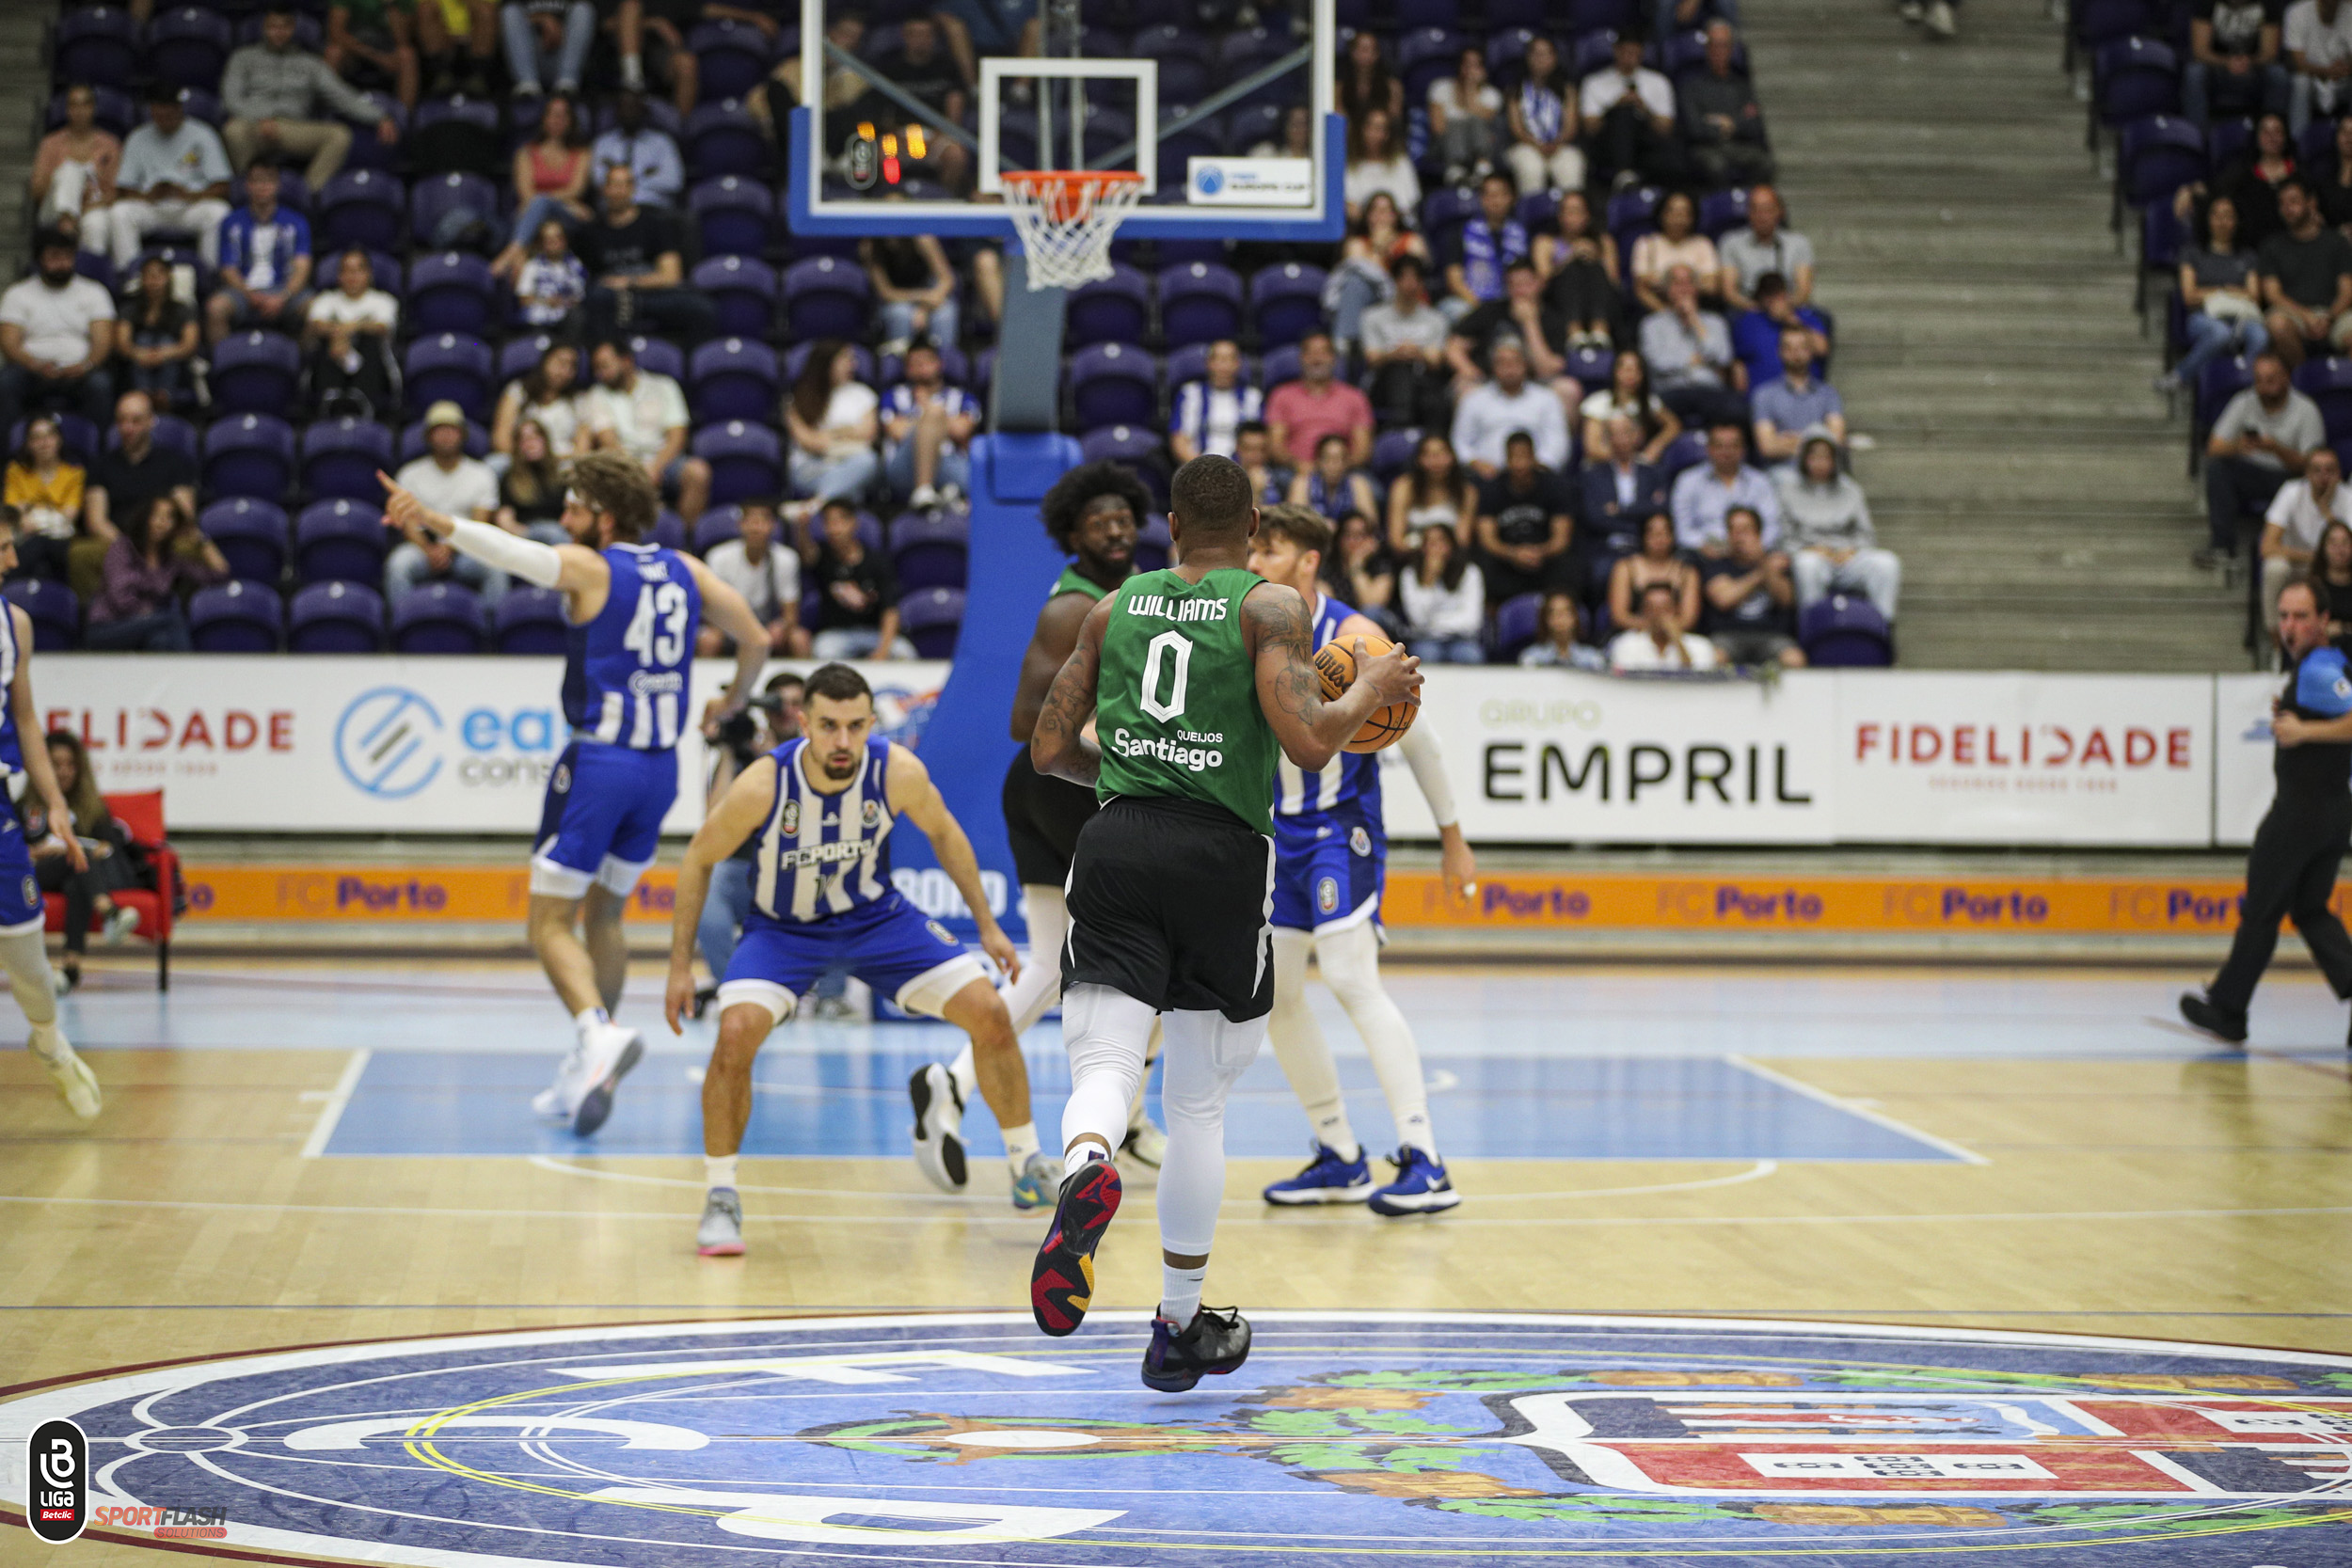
[43,789,178,990]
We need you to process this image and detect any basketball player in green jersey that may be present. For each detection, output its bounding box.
[1027,453,1422,1390]
[911,463,1170,1193]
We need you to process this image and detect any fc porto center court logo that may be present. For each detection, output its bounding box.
[8,1312,2352,1564]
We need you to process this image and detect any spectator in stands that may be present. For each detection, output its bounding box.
[1251,103,1317,160]
[1233,420,1292,505]
[1580,31,1684,193]
[1267,331,1375,469]
[6,420,86,585]
[698,497,802,656]
[863,231,960,356]
[32,86,120,262]
[1777,432,1899,617]
[1328,192,1428,354]
[1519,592,1604,668]
[1429,47,1504,188]
[112,87,233,270]
[1449,259,1571,401]
[493,341,588,463]
[808,499,912,659]
[1290,433,1382,526]
[1535,189,1622,352]
[84,392,195,605]
[1728,269,1830,387]
[326,0,421,111]
[785,339,882,507]
[2317,520,2352,634]
[1630,191,1720,316]
[1609,578,1718,671]
[1451,337,1572,480]
[1717,185,1816,314]
[1342,108,1421,227]
[1580,412,1674,560]
[114,255,200,416]
[222,7,400,192]
[31,731,146,993]
[587,335,710,522]
[2259,178,2352,367]
[590,89,684,209]
[1681,22,1775,189]
[1337,29,1405,124]
[2285,0,2352,134]
[204,164,313,344]
[1608,509,1700,634]
[2260,443,2352,621]
[388,401,508,605]
[1387,431,1478,554]
[303,247,400,420]
[501,0,596,100]
[87,495,224,652]
[1168,340,1263,465]
[0,230,116,436]
[2181,110,2295,248]
[2186,0,2291,126]
[869,16,971,192]
[496,418,569,543]
[882,342,977,510]
[1475,431,1578,606]
[491,94,593,279]
[2205,354,2324,567]
[1671,420,1779,555]
[2159,195,2270,395]
[1581,349,1681,465]
[1504,37,1585,199]
[1641,263,1743,427]
[1359,257,1452,427]
[582,165,714,346]
[416,0,498,101]
[512,219,588,332]
[2312,113,2352,228]
[1326,509,1402,637]
[1751,327,1845,463]
[1702,504,1804,667]
[1396,523,1486,663]
[1444,172,1532,318]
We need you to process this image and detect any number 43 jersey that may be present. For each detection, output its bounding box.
[564,543,703,752]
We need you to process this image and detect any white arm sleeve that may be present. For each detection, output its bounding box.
[1398,721,1459,829]
[449,518,564,589]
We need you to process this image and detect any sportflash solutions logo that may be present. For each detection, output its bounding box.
[24,1418,229,1541]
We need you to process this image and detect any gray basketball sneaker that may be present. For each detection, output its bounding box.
[696,1188,744,1257]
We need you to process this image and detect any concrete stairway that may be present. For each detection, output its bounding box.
[1743,0,2244,670]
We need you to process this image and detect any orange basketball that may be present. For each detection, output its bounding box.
[1314,632,1416,753]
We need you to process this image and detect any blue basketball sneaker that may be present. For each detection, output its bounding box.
[1367,1147,1460,1216]
[1262,1141,1373,1205]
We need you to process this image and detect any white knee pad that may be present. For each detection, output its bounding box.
[0,919,56,1029]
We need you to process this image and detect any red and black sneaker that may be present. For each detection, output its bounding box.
[1030,1156,1122,1337]
[1142,1305,1252,1391]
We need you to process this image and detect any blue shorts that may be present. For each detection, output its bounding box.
[717,891,987,1027]
[530,739,677,899]
[0,808,40,929]
[1270,801,1386,934]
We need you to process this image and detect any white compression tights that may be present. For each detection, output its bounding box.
[0,920,58,1032]
[1264,923,1433,1160]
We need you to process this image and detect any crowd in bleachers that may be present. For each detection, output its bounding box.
[4,0,1903,667]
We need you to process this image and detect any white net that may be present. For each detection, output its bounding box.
[1002,172,1145,291]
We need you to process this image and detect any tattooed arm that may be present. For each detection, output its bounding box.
[1030,594,1115,786]
[1245,581,1422,771]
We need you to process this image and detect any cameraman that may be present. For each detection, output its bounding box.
[694,670,803,1014]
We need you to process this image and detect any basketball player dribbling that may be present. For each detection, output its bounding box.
[1026,454,1422,1390]
[379,453,768,1135]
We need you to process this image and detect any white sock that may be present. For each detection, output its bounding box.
[1064,1141,1109,1178]
[1001,1120,1040,1172]
[0,923,60,1030]
[996,885,1067,1034]
[706,1155,738,1189]
[1159,1262,1206,1328]
[1265,928,1359,1160]
[575,1006,609,1037]
[1157,1006,1266,1267]
[1059,982,1152,1167]
[1319,923,1435,1164]
[946,1041,977,1105]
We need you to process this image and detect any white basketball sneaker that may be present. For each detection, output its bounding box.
[697,1188,745,1256]
[31,1027,100,1120]
[570,1022,644,1136]
[533,1043,588,1120]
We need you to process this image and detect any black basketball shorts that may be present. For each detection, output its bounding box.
[1001,748,1102,889]
[1062,795,1276,1023]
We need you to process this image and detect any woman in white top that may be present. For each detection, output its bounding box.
[1397,522,1487,663]
[1386,431,1477,555]
[785,339,882,505]
[1249,103,1316,159]
[1504,36,1585,198]
[1518,590,1604,668]
[1630,190,1721,314]
[492,341,590,466]
[1428,48,1503,186]
[1342,106,1421,226]
[1577,349,1682,465]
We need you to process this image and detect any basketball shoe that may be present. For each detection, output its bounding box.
[1031,1156,1121,1336]
[1142,1306,1252,1391]
[1262,1141,1373,1204]
[697,1188,744,1256]
[571,1022,644,1135]
[30,1026,99,1120]
[1011,1148,1059,1209]
[1368,1147,1460,1215]
[908,1062,968,1192]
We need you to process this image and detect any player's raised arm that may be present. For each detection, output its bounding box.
[884,745,1020,984]
[682,555,771,714]
[1244,581,1422,772]
[665,753,779,1034]
[9,605,83,875]
[377,469,608,601]
[1030,594,1115,786]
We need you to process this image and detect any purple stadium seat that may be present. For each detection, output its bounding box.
[1661,26,1745,79]
[1157,261,1244,349]
[391,583,486,654]
[202,414,296,499]
[2208,115,2254,166]
[300,417,397,500]
[56,7,140,87]
[691,177,775,261]
[1079,425,1169,507]
[1134,512,1171,572]
[1516,188,1561,236]
[495,585,569,654]
[396,417,491,464]
[649,509,688,552]
[690,18,778,101]
[145,6,233,88]
[784,341,877,385]
[1397,28,1469,107]
[361,248,405,297]
[1069,343,1157,431]
[408,172,501,250]
[1607,183,1663,274]
[1260,341,1303,387]
[1223,102,1283,155]
[1489,592,1544,661]
[234,11,324,50]
[1658,430,1708,483]
[406,252,498,334]
[692,420,784,504]
[1419,184,1481,257]
[178,86,224,130]
[1249,261,1327,350]
[11,415,100,466]
[1566,0,1641,29]
[890,509,970,591]
[1217,27,1295,108]
[783,256,871,341]
[1133,24,1213,102]
[288,580,385,652]
[346,94,407,173]
[2295,357,2352,446]
[318,169,406,253]
[689,337,781,423]
[2074,0,2157,58]
[412,95,500,140]
[211,331,302,415]
[1798,594,1894,666]
[627,335,687,382]
[1486,28,1539,87]
[685,100,768,180]
[1571,29,1623,80]
[1154,116,1220,192]
[592,97,684,138]
[403,333,496,420]
[692,505,744,555]
[72,253,115,293]
[48,86,136,139]
[2115,116,2205,222]
[898,586,965,658]
[498,333,561,383]
[1398,0,1459,25]
[1068,264,1152,350]
[188,580,284,653]
[1698,187,1750,239]
[1371,425,1422,483]
[2,579,79,651]
[295,499,389,585]
[199,498,291,582]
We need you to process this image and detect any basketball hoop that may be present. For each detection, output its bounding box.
[1001,170,1146,291]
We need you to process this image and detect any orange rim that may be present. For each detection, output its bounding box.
[1003,169,1145,223]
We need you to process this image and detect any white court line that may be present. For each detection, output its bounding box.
[298,1049,372,1160]
[1727,1053,1989,1165]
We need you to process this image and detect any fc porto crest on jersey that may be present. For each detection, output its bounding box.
[1315,875,1341,913]
[1349,825,1372,856]
[862,798,882,828]
[780,798,801,836]
[550,761,570,795]
[20,876,36,910]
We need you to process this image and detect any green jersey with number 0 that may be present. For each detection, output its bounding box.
[1093,567,1278,834]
